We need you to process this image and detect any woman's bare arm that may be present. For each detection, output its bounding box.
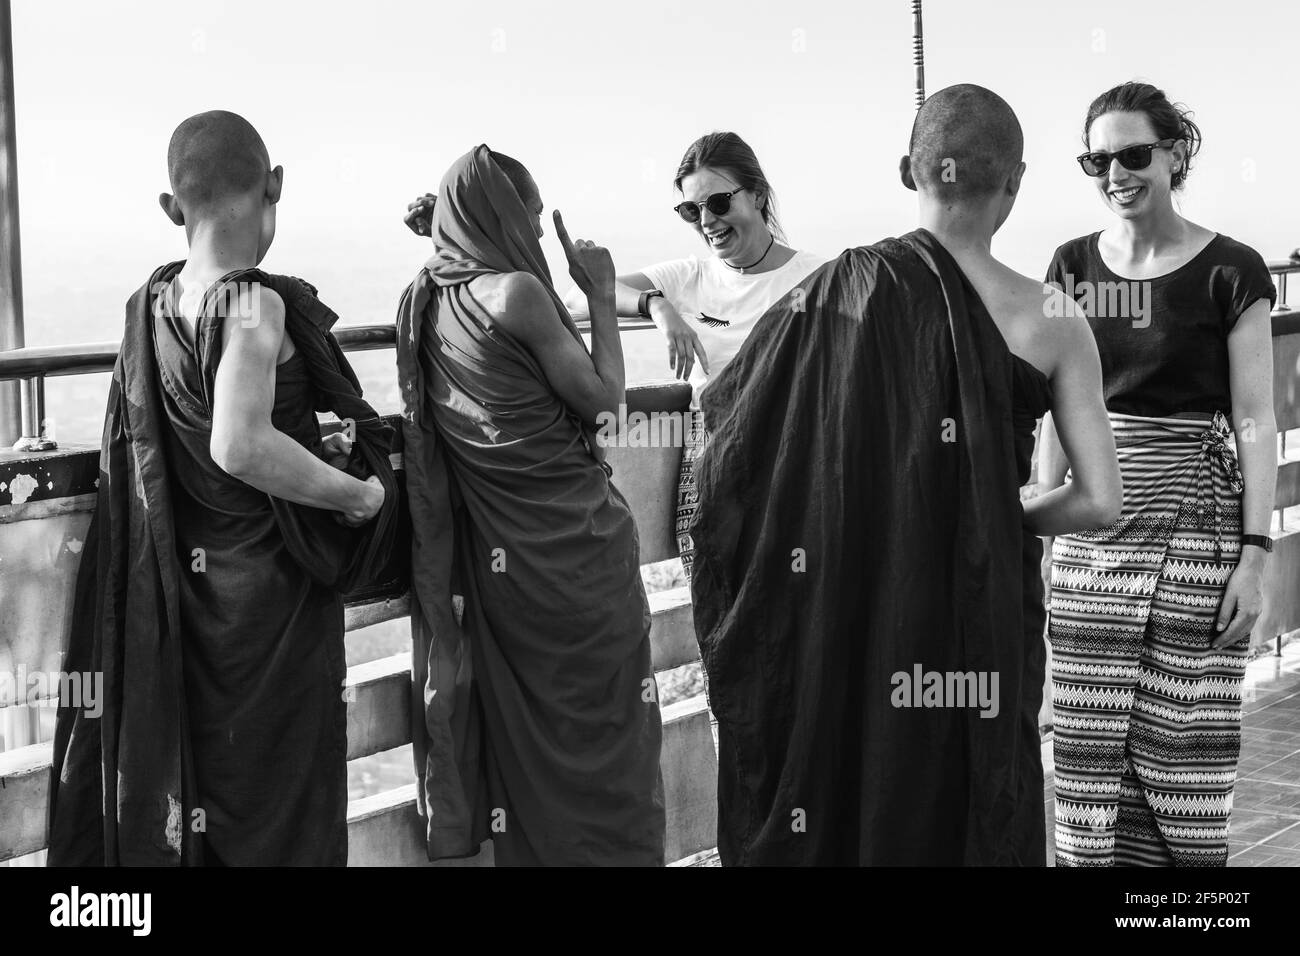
[1213,297,1277,648]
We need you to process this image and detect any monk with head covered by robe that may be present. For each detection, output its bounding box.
[397,146,665,866]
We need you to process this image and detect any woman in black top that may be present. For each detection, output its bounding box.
[1041,82,1277,867]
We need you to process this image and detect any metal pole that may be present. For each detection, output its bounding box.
[912,0,926,109]
[0,0,24,447]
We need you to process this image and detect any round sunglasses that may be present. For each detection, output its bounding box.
[1076,139,1177,177]
[673,187,747,224]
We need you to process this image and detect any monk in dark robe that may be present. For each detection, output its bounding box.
[396,146,664,866]
[690,85,1120,865]
[47,111,397,866]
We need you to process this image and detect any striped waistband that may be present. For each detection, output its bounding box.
[1108,411,1244,560]
[1108,410,1224,444]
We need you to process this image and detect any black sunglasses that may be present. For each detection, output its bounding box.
[1076,139,1177,177]
[673,187,747,223]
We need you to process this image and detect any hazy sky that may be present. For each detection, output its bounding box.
[10,0,1300,346]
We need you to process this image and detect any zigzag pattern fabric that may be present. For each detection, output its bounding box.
[675,408,707,580]
[1049,412,1248,867]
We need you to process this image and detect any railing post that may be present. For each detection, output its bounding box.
[17,373,52,450]
[0,0,24,447]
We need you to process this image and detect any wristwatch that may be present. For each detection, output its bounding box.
[637,289,665,318]
[1241,534,1273,553]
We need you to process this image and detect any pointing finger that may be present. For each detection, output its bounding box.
[552,210,575,252]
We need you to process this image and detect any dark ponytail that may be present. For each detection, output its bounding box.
[1083,82,1202,190]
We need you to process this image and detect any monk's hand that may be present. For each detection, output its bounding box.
[321,432,353,470]
[1212,555,1265,649]
[404,193,437,237]
[553,210,614,299]
[337,475,385,527]
[649,301,709,381]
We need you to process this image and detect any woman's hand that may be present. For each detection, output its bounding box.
[1213,552,1266,648]
[650,299,710,381]
[404,193,437,237]
[553,210,614,300]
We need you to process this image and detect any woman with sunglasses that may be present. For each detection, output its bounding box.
[1041,81,1277,867]
[573,131,827,578]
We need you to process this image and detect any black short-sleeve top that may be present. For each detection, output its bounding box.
[1045,232,1276,418]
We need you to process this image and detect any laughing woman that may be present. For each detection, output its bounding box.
[1041,82,1278,866]
[566,132,827,578]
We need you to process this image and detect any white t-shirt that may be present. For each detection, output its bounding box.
[639,249,828,405]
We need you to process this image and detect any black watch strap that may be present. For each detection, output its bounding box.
[1241,533,1273,553]
[638,289,664,318]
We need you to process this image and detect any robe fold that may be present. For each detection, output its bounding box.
[691,229,1038,865]
[47,261,400,866]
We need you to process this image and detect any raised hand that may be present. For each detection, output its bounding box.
[404,193,437,237]
[553,209,614,299]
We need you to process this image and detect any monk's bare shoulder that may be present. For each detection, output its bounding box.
[474,271,553,337]
[1028,280,1095,378]
[222,283,293,362]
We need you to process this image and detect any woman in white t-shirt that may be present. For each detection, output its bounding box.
[616,132,827,577]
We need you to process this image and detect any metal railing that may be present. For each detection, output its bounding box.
[1268,255,1299,311]
[0,253,1296,452]
[0,316,658,450]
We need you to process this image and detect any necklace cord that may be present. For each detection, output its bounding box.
[727,233,776,272]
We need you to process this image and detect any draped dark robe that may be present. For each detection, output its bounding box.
[396,145,664,866]
[690,229,1039,866]
[47,262,400,866]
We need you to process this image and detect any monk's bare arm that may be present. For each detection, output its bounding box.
[495,271,624,425]
[1023,295,1122,536]
[210,286,384,522]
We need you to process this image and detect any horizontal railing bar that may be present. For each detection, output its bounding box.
[0,340,119,379]
[7,288,1300,382]
[1,258,1298,381]
[0,317,660,382]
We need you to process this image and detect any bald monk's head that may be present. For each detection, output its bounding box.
[158,111,283,256]
[901,85,1024,215]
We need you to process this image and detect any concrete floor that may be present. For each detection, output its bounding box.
[684,639,1300,867]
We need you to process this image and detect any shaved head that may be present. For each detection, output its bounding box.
[166,110,271,212]
[908,85,1023,200]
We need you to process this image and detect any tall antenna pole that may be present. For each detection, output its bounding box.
[912,0,926,109]
[0,0,23,446]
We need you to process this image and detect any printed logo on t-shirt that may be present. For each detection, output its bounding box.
[696,312,730,329]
